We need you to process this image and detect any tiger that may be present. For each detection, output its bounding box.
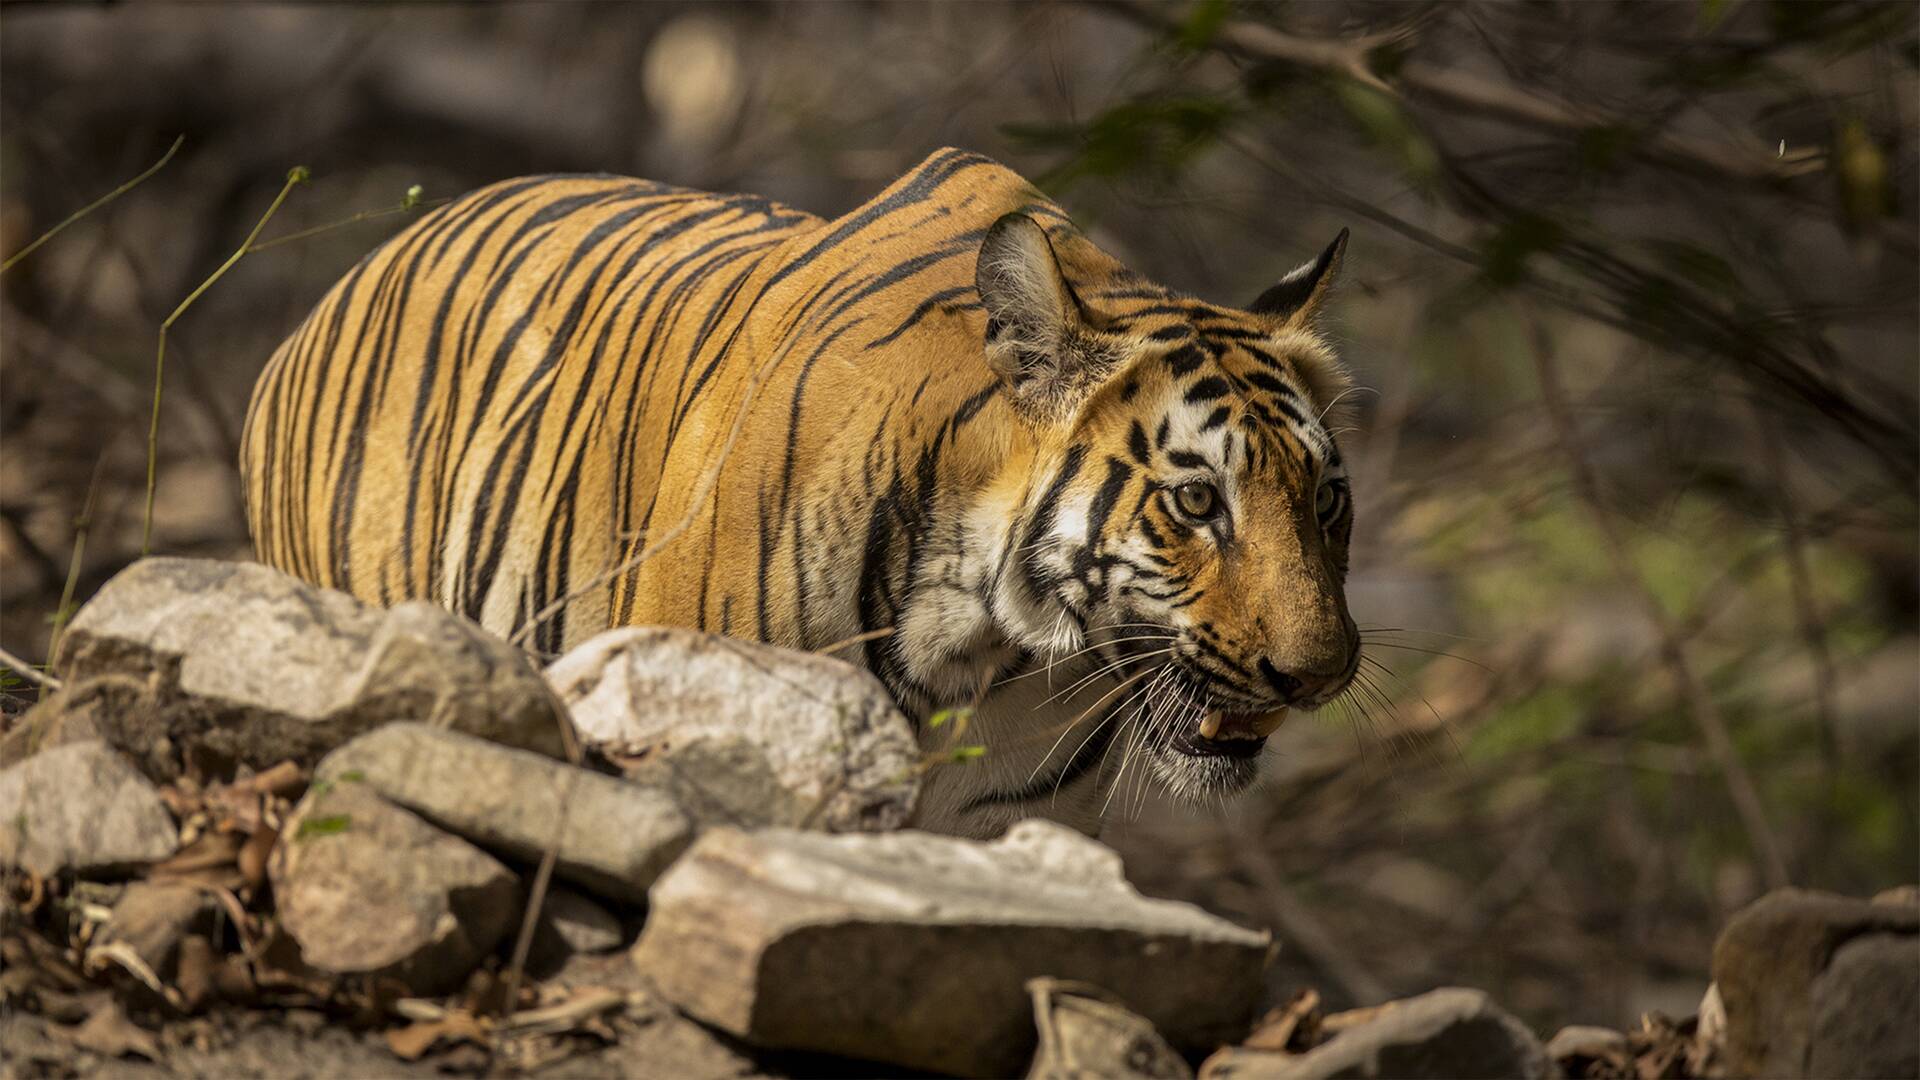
[241,147,1361,838]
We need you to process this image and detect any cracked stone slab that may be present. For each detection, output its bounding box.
[316,723,695,903]
[631,820,1269,1076]
[50,557,570,778]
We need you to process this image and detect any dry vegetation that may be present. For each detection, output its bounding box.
[2,0,1915,1038]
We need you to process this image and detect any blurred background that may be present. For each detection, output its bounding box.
[2,0,1914,1034]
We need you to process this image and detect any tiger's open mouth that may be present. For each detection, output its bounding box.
[1169,706,1291,759]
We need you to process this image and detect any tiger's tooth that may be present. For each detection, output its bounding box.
[1251,707,1291,738]
[1198,711,1223,740]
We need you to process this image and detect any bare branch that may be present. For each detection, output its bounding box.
[1530,321,1792,892]
[1092,0,1821,186]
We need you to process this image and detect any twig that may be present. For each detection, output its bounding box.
[1224,815,1391,1006]
[0,643,60,691]
[0,135,183,276]
[497,688,585,1025]
[811,626,896,657]
[247,191,449,254]
[143,166,310,554]
[497,987,628,1037]
[497,842,561,1024]
[1093,1,1817,185]
[43,449,107,697]
[1748,402,1842,771]
[1529,321,1791,891]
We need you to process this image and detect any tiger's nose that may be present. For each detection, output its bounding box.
[1257,657,1345,703]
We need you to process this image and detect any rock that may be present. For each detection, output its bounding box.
[547,627,920,832]
[93,881,213,979]
[0,741,179,877]
[1712,887,1919,1079]
[1874,884,1919,908]
[314,723,693,903]
[1199,989,1553,1080]
[269,780,520,995]
[1808,933,1920,1080]
[631,820,1269,1077]
[542,887,625,955]
[51,557,569,779]
[0,678,127,768]
[1027,977,1192,1080]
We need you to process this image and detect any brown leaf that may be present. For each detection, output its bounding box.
[174,936,218,1012]
[149,830,246,885]
[58,997,162,1061]
[237,825,277,892]
[386,1011,490,1061]
[1244,987,1323,1052]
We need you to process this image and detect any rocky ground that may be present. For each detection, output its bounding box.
[2,557,1915,1079]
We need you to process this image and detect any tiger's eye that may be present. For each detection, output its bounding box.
[1175,481,1219,519]
[1316,481,1338,517]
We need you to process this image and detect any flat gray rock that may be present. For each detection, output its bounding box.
[1713,887,1919,1079]
[51,557,569,777]
[269,781,520,995]
[546,627,920,832]
[0,741,178,877]
[631,820,1269,1077]
[1200,989,1553,1080]
[315,723,694,903]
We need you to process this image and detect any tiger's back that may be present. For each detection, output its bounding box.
[243,149,1028,658]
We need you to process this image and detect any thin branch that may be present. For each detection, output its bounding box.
[43,450,108,698]
[1749,403,1842,770]
[0,644,61,691]
[812,626,896,658]
[247,192,450,255]
[143,166,310,555]
[1092,1,1819,186]
[1529,320,1791,891]
[1223,814,1392,1006]
[0,135,183,276]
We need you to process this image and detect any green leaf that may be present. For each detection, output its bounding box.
[1175,0,1232,53]
[928,706,974,730]
[1478,214,1565,287]
[948,745,987,763]
[296,814,351,839]
[1331,82,1439,186]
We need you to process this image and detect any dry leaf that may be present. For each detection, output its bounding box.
[386,1011,490,1061]
[58,997,162,1061]
[1243,987,1323,1052]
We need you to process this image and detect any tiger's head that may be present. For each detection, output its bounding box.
[978,211,1359,801]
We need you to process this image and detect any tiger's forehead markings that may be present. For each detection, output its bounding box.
[1130,333,1335,480]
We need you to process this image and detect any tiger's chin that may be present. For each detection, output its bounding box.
[1140,705,1291,802]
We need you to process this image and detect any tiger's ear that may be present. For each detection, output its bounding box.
[977,212,1099,417]
[1249,228,1348,325]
